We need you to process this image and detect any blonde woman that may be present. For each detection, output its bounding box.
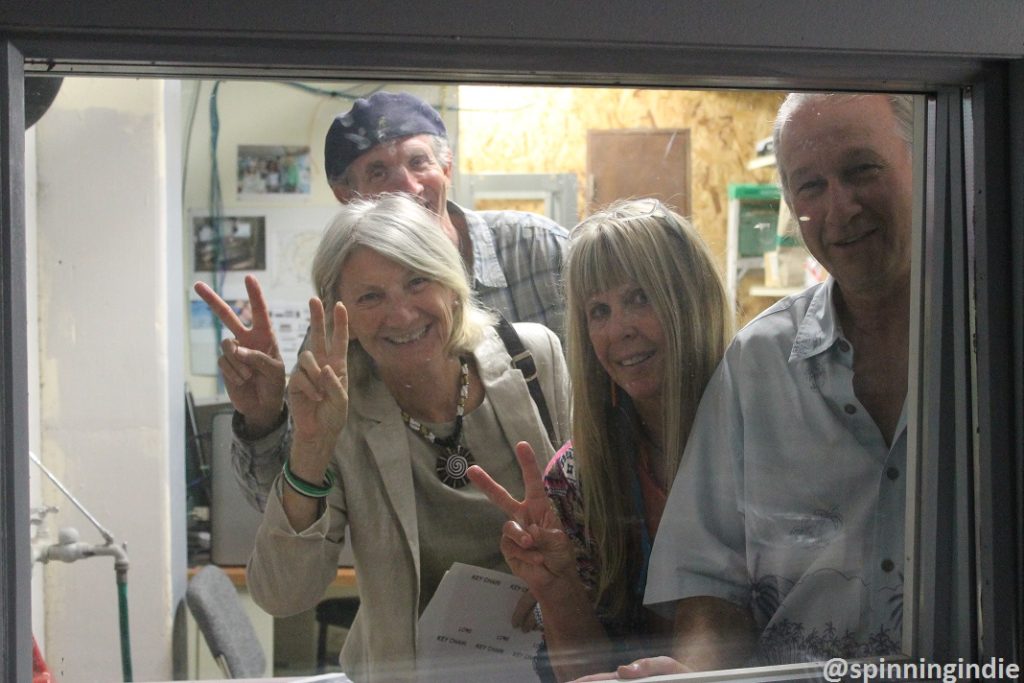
[469,198,730,682]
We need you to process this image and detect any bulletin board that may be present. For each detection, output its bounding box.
[189,205,341,376]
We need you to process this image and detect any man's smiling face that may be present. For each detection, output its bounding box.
[778,95,913,299]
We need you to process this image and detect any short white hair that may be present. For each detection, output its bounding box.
[773,93,913,204]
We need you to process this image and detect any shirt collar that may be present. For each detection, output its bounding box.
[446,201,508,289]
[789,277,843,362]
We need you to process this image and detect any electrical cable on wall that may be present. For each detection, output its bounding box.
[207,81,227,394]
[180,82,202,208]
[282,81,381,100]
[196,80,380,396]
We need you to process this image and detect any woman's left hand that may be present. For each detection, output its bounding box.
[468,442,578,599]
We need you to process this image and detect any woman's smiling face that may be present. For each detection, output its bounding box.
[586,281,667,411]
[338,246,455,372]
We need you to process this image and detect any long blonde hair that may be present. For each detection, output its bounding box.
[565,198,730,617]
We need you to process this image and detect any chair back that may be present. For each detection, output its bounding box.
[185,565,266,678]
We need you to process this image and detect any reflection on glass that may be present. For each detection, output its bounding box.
[25,79,912,682]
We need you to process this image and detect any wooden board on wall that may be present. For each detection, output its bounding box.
[587,128,691,215]
[457,86,785,274]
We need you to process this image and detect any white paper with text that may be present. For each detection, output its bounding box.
[416,563,543,682]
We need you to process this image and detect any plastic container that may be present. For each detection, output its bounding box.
[764,234,807,288]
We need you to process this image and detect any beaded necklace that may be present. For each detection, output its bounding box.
[401,357,475,488]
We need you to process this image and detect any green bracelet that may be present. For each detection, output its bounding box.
[282,459,336,498]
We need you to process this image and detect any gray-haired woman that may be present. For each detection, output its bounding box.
[235,193,569,682]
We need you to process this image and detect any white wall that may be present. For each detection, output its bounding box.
[33,77,182,683]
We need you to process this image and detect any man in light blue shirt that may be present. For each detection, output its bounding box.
[596,93,914,679]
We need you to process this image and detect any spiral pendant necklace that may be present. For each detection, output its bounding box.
[401,357,476,488]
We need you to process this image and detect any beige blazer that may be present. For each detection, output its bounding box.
[247,323,570,682]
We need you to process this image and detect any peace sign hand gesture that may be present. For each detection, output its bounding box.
[194,275,286,435]
[287,297,350,451]
[467,442,578,600]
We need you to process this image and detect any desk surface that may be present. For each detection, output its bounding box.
[189,565,357,588]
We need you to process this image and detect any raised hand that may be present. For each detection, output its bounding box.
[277,298,348,531]
[287,297,350,452]
[194,275,286,434]
[467,442,577,598]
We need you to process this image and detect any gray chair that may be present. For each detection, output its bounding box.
[185,564,267,678]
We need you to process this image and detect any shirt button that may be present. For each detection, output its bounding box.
[837,340,851,353]
[881,558,895,573]
[844,404,857,415]
[887,467,900,481]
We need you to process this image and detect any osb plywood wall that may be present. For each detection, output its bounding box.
[457,86,785,278]
[456,88,782,262]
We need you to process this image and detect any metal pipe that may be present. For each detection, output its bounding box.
[29,452,133,680]
[28,451,116,544]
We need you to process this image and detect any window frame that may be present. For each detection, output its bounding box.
[1,9,1021,681]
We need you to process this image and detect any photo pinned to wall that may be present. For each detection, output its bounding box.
[190,296,253,372]
[237,144,312,196]
[269,304,311,366]
[189,204,338,379]
[189,295,310,376]
[189,298,221,376]
[193,215,267,271]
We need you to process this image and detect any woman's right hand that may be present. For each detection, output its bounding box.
[279,298,348,531]
[467,442,579,599]
[286,297,350,476]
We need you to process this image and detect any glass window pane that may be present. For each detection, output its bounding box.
[25,78,923,682]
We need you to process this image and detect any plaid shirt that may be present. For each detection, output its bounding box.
[453,202,568,341]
